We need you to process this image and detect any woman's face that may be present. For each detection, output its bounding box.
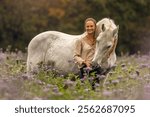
[85,20,96,34]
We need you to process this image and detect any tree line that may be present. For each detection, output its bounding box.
[0,0,150,55]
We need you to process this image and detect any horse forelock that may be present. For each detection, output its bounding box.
[97,18,116,31]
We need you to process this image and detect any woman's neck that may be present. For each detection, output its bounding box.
[86,34,95,40]
[85,34,96,46]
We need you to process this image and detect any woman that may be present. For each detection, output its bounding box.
[74,18,101,80]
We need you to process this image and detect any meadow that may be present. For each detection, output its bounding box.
[0,49,150,100]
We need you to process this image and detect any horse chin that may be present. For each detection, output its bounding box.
[92,57,102,67]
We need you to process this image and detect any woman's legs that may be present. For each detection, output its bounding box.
[79,67,85,79]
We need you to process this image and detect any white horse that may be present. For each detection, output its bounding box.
[27,18,119,74]
[93,18,119,69]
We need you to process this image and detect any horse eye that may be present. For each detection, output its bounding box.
[107,42,112,49]
[102,45,111,51]
[107,45,111,49]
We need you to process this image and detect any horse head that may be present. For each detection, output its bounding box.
[92,18,119,68]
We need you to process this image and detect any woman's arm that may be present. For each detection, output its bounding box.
[73,39,85,65]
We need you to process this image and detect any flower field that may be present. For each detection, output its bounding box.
[0,50,150,100]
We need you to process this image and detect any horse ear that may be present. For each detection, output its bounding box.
[113,25,119,37]
[116,25,119,30]
[101,24,106,32]
[95,23,101,38]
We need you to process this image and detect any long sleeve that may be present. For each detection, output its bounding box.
[73,39,85,65]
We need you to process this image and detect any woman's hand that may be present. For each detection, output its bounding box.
[83,61,91,68]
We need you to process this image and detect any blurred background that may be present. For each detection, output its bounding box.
[0,0,150,55]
